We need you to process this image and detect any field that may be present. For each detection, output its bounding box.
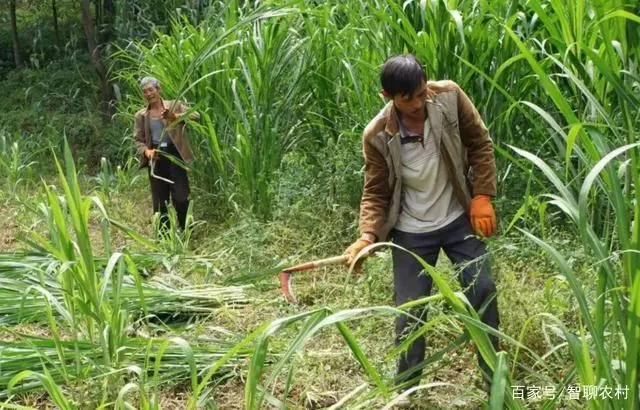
[1,0,639,409]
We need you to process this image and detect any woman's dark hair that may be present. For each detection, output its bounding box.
[380,54,427,97]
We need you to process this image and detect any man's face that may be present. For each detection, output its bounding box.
[386,80,428,120]
[142,84,161,104]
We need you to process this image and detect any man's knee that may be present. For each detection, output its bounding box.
[462,267,498,313]
[474,274,499,326]
[477,270,496,294]
[395,306,427,338]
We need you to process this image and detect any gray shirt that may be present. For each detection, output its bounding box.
[149,118,166,145]
[394,114,464,233]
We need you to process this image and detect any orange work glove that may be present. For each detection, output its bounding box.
[344,238,373,273]
[470,195,496,237]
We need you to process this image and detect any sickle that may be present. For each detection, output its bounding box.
[279,255,348,303]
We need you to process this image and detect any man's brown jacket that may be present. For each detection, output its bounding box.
[359,80,496,241]
[134,99,199,167]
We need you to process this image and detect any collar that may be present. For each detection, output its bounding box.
[383,95,435,137]
[144,99,168,115]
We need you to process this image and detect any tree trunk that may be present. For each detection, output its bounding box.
[52,0,61,48]
[81,0,113,121]
[9,0,24,68]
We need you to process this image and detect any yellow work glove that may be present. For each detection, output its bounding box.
[470,195,497,237]
[344,238,373,273]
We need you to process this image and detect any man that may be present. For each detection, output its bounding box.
[344,55,500,393]
[134,76,199,232]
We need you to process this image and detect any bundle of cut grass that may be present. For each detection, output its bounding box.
[0,274,252,326]
[0,334,250,398]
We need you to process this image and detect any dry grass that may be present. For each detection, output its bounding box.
[0,199,24,251]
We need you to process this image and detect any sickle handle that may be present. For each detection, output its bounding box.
[283,255,348,273]
[280,255,348,303]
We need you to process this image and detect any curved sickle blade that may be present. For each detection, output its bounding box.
[279,255,347,304]
[280,271,296,303]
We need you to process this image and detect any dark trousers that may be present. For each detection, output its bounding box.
[390,214,500,386]
[148,144,190,231]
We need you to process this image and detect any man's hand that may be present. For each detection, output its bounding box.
[144,148,156,160]
[470,195,496,237]
[162,109,179,123]
[344,236,374,273]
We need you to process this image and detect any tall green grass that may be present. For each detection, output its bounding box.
[0,131,38,195]
[0,142,252,405]
[111,0,564,218]
[506,2,639,408]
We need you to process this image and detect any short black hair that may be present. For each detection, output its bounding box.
[380,54,427,97]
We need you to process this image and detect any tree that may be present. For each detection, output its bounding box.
[81,0,113,121]
[9,0,24,68]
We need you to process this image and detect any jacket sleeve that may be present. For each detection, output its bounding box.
[176,101,200,122]
[134,112,147,157]
[456,84,496,197]
[358,133,391,241]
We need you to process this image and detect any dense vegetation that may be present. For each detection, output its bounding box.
[1,0,639,409]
